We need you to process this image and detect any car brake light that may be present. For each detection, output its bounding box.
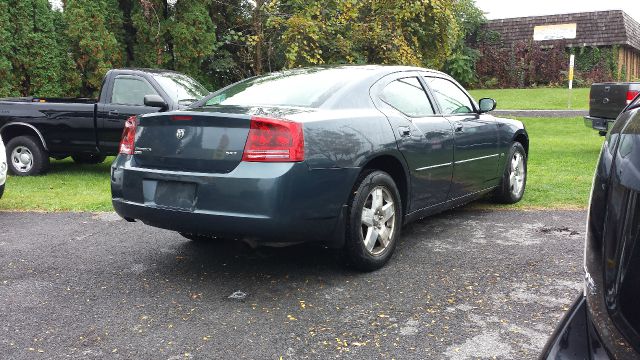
[242,116,304,162]
[119,116,137,155]
[626,90,639,104]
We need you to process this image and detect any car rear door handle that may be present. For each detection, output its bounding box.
[455,123,464,132]
[108,110,119,116]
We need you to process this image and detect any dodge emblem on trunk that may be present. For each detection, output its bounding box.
[176,129,185,140]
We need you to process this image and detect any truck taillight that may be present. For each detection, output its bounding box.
[119,116,137,155]
[627,90,639,105]
[242,116,304,162]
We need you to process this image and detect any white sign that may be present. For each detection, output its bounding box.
[533,23,577,41]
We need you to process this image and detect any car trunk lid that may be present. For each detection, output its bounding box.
[133,111,251,173]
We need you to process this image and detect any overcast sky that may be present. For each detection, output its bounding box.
[475,0,640,22]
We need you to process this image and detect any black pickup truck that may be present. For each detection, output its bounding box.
[584,82,640,135]
[0,68,209,175]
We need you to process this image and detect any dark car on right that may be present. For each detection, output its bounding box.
[541,94,640,359]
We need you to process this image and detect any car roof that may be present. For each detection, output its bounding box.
[268,64,448,78]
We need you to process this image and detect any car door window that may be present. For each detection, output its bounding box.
[111,76,158,106]
[424,77,474,115]
[380,77,435,117]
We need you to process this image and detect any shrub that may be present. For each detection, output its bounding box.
[474,41,618,88]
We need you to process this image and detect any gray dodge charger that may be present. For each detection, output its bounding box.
[111,65,529,270]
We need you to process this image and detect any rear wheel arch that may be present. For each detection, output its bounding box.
[0,123,48,151]
[359,154,409,216]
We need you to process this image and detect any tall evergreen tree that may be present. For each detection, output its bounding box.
[65,0,125,96]
[170,0,217,86]
[4,0,76,97]
[0,0,15,97]
[131,0,170,68]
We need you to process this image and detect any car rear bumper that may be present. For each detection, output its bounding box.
[111,156,358,246]
[584,116,615,133]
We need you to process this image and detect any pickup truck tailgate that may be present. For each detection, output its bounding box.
[589,83,640,119]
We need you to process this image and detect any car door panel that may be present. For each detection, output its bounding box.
[423,76,499,199]
[371,73,455,211]
[447,113,500,197]
[97,75,162,153]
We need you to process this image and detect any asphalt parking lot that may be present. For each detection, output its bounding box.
[0,208,585,359]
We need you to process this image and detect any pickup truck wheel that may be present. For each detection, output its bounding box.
[344,170,402,271]
[6,136,49,176]
[493,142,527,204]
[72,154,107,165]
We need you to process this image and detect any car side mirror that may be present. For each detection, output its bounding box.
[478,98,497,114]
[144,95,168,111]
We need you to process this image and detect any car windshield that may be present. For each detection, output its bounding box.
[200,67,372,108]
[153,73,209,106]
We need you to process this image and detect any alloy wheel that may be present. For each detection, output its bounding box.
[360,186,396,255]
[509,152,525,197]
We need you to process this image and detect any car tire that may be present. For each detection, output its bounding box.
[0,184,4,199]
[72,154,107,165]
[493,142,527,204]
[344,170,402,271]
[6,136,50,176]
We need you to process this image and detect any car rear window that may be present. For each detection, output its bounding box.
[201,68,371,108]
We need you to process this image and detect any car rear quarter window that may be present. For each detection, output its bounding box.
[424,77,474,115]
[380,77,435,117]
[111,76,158,106]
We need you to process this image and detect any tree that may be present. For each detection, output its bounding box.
[4,0,77,97]
[170,0,217,85]
[264,0,460,70]
[65,0,125,96]
[130,0,170,68]
[0,0,484,96]
[444,0,487,86]
[204,0,254,87]
[0,0,14,97]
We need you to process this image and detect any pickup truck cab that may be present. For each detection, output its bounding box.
[584,82,640,135]
[0,68,209,175]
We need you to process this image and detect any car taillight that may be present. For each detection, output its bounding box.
[242,116,304,162]
[119,116,137,155]
[627,90,639,105]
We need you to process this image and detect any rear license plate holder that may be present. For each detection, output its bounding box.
[153,181,197,210]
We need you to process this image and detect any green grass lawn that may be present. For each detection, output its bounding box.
[0,157,114,212]
[0,117,603,212]
[469,87,590,110]
[475,116,603,210]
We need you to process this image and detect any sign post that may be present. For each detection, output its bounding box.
[568,54,575,109]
